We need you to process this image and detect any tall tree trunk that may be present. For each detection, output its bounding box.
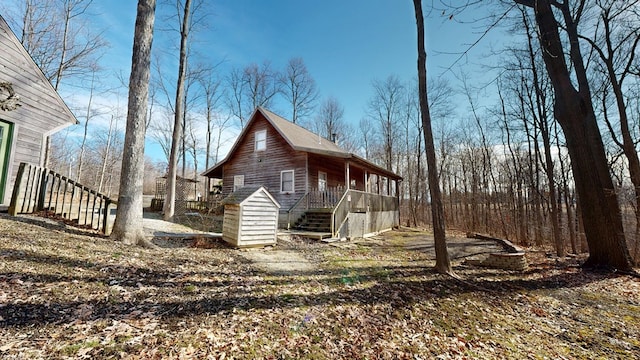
[111,0,156,247]
[163,0,192,221]
[516,0,632,270]
[413,0,452,274]
[591,9,640,265]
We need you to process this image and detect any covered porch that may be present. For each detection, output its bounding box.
[286,153,402,239]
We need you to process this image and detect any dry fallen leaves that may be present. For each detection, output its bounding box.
[0,213,639,359]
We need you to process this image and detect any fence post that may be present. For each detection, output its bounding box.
[102,199,112,234]
[36,168,48,211]
[7,163,27,216]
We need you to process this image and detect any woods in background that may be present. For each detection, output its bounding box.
[2,0,639,263]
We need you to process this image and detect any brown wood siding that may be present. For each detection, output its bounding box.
[308,154,368,192]
[308,154,346,189]
[0,18,76,206]
[221,113,307,210]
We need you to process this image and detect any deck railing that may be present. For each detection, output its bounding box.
[331,189,399,237]
[150,196,223,213]
[8,162,116,234]
[307,186,345,209]
[286,192,309,229]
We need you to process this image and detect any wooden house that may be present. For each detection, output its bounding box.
[0,15,77,208]
[202,107,402,239]
[221,186,280,247]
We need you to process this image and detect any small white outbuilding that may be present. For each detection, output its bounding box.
[221,186,280,248]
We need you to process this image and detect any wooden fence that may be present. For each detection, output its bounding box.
[8,162,116,234]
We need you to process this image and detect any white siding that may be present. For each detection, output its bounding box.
[0,17,76,206]
[222,188,280,248]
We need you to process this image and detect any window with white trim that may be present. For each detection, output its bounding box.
[280,170,294,193]
[233,175,244,192]
[318,171,327,192]
[255,129,266,151]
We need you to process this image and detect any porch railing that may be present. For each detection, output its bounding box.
[308,186,344,209]
[331,189,399,237]
[8,162,116,234]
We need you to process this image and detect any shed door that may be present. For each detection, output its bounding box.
[0,120,13,203]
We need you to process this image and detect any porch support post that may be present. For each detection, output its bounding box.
[345,161,350,190]
[395,179,401,227]
[364,171,369,192]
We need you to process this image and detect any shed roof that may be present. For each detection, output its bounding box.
[221,185,280,208]
[202,107,402,180]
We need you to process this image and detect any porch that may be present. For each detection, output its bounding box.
[285,187,400,239]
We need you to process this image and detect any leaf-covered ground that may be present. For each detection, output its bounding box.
[1,213,639,359]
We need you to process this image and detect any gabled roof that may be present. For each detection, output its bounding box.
[221,185,280,208]
[260,108,348,158]
[0,15,78,129]
[202,107,401,180]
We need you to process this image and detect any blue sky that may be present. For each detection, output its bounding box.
[6,0,509,164]
[90,0,502,123]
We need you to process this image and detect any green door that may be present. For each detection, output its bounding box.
[0,120,13,204]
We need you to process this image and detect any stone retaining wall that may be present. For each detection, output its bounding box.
[466,233,528,271]
[482,252,528,271]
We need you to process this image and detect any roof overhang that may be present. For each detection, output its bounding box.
[201,159,226,178]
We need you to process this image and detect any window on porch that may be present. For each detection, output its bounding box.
[318,171,327,191]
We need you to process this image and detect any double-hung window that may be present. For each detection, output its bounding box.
[233,175,244,192]
[255,129,266,151]
[280,170,294,193]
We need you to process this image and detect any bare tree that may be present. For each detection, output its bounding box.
[358,117,375,159]
[164,0,192,221]
[96,114,119,193]
[5,1,58,78]
[3,0,107,168]
[280,57,319,124]
[199,69,230,198]
[579,0,640,263]
[2,0,106,86]
[225,67,246,126]
[52,0,107,90]
[226,61,282,127]
[368,75,405,172]
[110,0,157,247]
[313,97,345,142]
[414,0,452,274]
[514,0,633,271]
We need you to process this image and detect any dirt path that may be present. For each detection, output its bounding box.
[142,211,221,239]
[240,229,507,273]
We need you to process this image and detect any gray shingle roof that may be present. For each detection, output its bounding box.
[259,108,349,158]
[202,107,401,180]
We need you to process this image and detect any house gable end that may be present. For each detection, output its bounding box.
[219,111,307,209]
[0,16,78,132]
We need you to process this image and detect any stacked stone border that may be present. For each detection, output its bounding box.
[465,233,528,271]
